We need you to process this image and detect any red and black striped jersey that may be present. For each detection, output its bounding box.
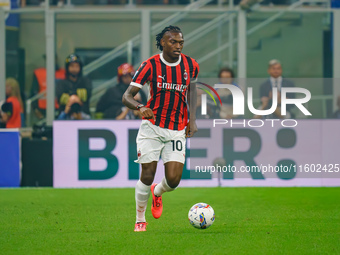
[131,53,199,131]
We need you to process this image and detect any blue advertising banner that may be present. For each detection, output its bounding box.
[0,130,20,187]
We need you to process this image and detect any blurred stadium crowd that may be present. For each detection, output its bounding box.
[1,53,340,129]
[19,0,294,8]
[0,0,339,129]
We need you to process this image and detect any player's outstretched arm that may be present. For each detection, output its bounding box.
[122,85,155,121]
[186,80,198,138]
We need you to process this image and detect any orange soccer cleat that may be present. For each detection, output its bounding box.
[151,183,163,219]
[134,222,147,232]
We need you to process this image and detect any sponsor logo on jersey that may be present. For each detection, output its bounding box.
[157,82,187,92]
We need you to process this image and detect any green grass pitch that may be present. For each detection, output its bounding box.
[1,187,339,255]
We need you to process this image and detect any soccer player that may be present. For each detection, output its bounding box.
[122,25,199,232]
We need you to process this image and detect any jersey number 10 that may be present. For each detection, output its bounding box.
[171,140,183,151]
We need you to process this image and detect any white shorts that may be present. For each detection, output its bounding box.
[135,120,186,164]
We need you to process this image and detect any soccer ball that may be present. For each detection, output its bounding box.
[188,203,215,229]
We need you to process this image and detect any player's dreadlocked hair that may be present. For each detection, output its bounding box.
[156,25,182,51]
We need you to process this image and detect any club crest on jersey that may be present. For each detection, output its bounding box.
[183,70,188,80]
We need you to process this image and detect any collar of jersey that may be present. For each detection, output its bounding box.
[159,53,181,67]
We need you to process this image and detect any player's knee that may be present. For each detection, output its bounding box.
[166,175,181,189]
[140,169,156,186]
[140,173,154,186]
[140,162,157,185]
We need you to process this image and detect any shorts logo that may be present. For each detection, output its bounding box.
[137,149,141,158]
[183,70,188,80]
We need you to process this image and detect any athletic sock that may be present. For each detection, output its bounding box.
[135,180,151,223]
[154,177,175,197]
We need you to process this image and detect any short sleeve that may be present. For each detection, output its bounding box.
[130,61,152,88]
[191,59,199,83]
